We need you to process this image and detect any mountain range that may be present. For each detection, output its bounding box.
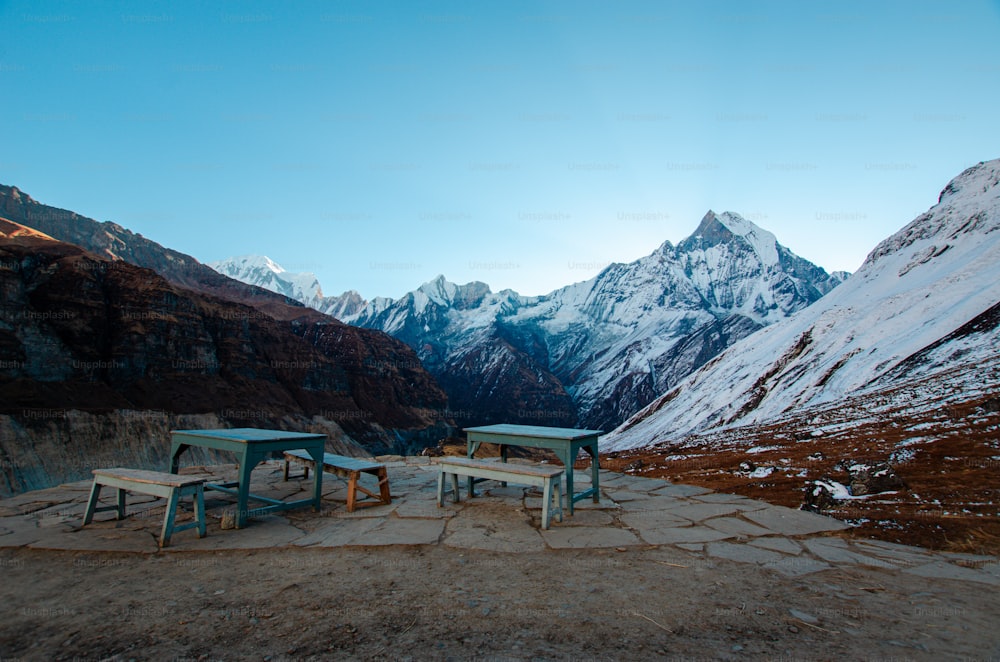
[212,211,848,431]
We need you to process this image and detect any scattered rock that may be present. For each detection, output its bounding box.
[801,479,838,513]
[624,459,644,472]
[220,510,236,530]
[739,460,757,472]
[847,462,906,496]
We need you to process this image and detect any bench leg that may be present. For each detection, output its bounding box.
[83,480,102,525]
[553,477,563,524]
[282,458,290,481]
[160,488,181,547]
[436,471,461,505]
[541,479,552,530]
[194,486,207,538]
[346,472,359,512]
[453,473,463,502]
[377,468,391,505]
[115,487,127,520]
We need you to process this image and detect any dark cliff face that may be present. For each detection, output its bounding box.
[433,333,577,429]
[0,184,310,321]
[0,219,450,453]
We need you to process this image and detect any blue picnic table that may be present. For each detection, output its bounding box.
[169,428,326,529]
[464,424,602,515]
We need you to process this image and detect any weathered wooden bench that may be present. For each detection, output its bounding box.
[282,450,392,512]
[83,468,207,548]
[436,457,564,530]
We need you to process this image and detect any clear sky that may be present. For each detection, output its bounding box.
[1,1,998,299]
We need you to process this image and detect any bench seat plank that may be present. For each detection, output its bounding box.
[92,468,206,489]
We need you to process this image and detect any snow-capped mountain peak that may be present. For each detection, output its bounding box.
[604,158,1000,451]
[208,254,324,304]
[680,210,780,267]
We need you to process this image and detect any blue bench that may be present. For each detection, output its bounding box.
[436,457,564,530]
[83,468,207,547]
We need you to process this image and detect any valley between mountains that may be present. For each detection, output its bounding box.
[1,160,998,554]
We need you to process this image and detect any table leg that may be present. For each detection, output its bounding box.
[235,450,254,529]
[306,445,324,512]
[467,441,479,496]
[499,444,509,486]
[558,447,576,516]
[169,442,189,473]
[585,442,600,502]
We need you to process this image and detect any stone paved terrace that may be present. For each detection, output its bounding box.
[1,456,997,586]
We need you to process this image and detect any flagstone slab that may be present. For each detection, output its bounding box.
[763,556,833,577]
[660,502,744,522]
[442,502,546,553]
[706,541,786,565]
[690,492,756,504]
[851,541,935,567]
[703,516,775,539]
[675,543,704,553]
[651,484,713,497]
[293,517,381,547]
[0,516,60,548]
[639,525,736,545]
[750,537,803,555]
[624,478,673,491]
[801,540,901,569]
[742,505,850,536]
[173,516,305,551]
[29,526,160,553]
[331,501,399,519]
[394,499,459,519]
[539,509,613,527]
[904,561,1000,586]
[619,509,691,531]
[540,526,641,549]
[568,495,619,511]
[614,495,688,514]
[360,517,446,546]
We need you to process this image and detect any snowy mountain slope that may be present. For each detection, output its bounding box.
[605,159,1000,451]
[208,255,325,307]
[492,211,845,428]
[212,212,838,430]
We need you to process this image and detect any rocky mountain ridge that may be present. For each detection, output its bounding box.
[0,195,455,495]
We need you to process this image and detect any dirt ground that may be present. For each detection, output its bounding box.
[1,544,998,661]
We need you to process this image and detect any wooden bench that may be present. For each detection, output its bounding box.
[282,450,391,512]
[83,468,207,548]
[436,457,564,530]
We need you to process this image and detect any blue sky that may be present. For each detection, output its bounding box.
[2,1,998,299]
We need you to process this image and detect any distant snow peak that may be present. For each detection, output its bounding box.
[713,211,780,266]
[208,254,324,305]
